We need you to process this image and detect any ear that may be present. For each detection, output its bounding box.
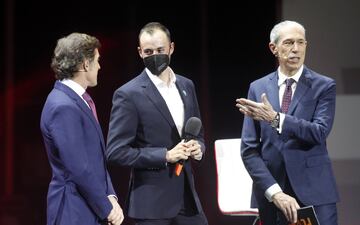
[269,42,278,57]
[83,59,90,72]
[169,42,175,55]
[137,46,143,58]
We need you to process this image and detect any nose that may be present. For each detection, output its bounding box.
[292,42,299,51]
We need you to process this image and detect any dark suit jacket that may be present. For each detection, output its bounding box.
[241,66,339,208]
[106,70,205,219]
[40,81,116,225]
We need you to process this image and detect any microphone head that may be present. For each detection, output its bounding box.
[184,117,202,137]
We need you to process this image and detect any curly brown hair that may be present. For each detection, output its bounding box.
[51,33,101,80]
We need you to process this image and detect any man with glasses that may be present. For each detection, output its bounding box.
[236,21,339,225]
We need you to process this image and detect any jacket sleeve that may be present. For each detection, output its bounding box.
[241,83,278,194]
[189,79,206,159]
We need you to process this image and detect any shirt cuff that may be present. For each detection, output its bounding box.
[277,113,286,133]
[265,183,282,202]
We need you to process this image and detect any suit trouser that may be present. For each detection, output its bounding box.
[134,212,208,225]
[258,174,338,225]
[134,174,208,225]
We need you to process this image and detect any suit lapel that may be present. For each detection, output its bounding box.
[75,98,105,147]
[175,80,191,122]
[54,81,105,148]
[287,68,312,115]
[141,73,177,128]
[266,72,281,112]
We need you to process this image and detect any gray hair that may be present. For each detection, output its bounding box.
[51,32,100,80]
[270,20,306,44]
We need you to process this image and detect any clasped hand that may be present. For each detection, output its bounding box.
[166,140,202,163]
[235,93,277,122]
[107,196,124,225]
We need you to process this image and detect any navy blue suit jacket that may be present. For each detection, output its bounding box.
[241,66,339,208]
[106,70,205,219]
[40,81,116,225]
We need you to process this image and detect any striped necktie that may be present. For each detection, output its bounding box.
[281,78,295,114]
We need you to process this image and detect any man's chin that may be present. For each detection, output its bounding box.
[89,80,98,87]
[287,62,302,70]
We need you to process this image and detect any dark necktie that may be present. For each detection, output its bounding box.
[281,78,295,114]
[82,92,99,122]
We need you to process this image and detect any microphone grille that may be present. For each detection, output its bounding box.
[184,117,202,136]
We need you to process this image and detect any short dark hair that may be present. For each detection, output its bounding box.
[138,22,171,43]
[51,32,101,80]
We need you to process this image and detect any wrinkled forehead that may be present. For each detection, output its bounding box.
[278,24,306,42]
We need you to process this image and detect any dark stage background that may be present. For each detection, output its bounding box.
[1,1,280,224]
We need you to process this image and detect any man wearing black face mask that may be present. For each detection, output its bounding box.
[143,53,170,75]
[106,22,208,225]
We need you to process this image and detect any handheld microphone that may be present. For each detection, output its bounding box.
[175,117,202,176]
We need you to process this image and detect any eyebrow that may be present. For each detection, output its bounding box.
[144,46,164,50]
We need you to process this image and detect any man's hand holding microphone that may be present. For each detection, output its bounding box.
[165,117,203,176]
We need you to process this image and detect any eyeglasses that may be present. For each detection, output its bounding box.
[282,39,307,48]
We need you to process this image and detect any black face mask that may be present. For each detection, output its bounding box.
[143,54,170,76]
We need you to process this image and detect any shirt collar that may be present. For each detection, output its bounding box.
[277,65,304,86]
[60,79,86,97]
[146,67,176,87]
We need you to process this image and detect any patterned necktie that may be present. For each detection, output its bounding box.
[281,78,295,114]
[82,92,99,122]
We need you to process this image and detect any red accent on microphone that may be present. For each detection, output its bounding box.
[175,163,183,176]
[174,117,202,176]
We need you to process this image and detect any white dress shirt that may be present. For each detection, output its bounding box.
[60,79,90,108]
[146,68,185,137]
